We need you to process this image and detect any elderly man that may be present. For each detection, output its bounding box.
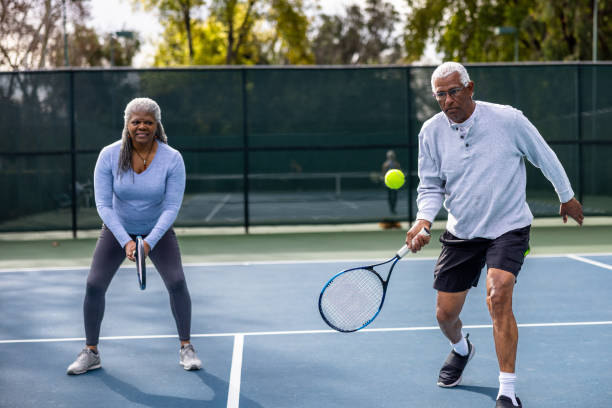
[406,62,583,408]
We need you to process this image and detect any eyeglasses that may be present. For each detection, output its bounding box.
[433,86,464,101]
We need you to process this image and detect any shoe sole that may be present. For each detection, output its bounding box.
[180,361,202,371]
[437,344,476,388]
[67,363,101,375]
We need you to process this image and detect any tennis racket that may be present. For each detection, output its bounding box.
[135,235,146,290]
[318,227,430,332]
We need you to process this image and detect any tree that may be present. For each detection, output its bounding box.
[0,0,140,69]
[141,0,313,66]
[403,0,612,62]
[136,0,206,64]
[311,0,402,65]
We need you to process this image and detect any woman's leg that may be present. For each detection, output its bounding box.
[83,226,126,347]
[148,228,191,342]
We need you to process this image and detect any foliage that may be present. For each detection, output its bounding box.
[311,0,402,65]
[0,0,140,69]
[138,0,313,66]
[404,0,612,62]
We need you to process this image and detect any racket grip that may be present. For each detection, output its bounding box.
[397,227,431,258]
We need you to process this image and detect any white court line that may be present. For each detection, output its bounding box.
[3,252,612,273]
[227,334,244,408]
[205,194,232,222]
[2,320,612,344]
[566,254,612,271]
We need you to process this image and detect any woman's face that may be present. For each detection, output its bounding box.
[128,112,158,145]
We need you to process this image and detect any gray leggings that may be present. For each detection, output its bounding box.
[84,225,191,346]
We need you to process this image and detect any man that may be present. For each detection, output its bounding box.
[405,62,583,408]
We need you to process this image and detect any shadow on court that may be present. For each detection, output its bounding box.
[457,385,499,401]
[1,255,612,407]
[93,368,264,408]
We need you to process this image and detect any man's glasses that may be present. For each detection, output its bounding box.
[433,86,464,101]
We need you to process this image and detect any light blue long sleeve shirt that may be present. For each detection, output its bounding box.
[94,140,186,250]
[416,101,574,239]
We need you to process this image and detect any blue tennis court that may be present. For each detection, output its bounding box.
[1,254,611,407]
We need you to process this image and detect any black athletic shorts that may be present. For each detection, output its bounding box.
[433,225,531,293]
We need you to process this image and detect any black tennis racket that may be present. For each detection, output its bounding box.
[135,235,146,290]
[318,227,430,332]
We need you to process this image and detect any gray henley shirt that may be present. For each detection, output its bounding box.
[416,101,574,239]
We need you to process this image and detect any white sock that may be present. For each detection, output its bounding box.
[498,371,519,406]
[451,334,469,356]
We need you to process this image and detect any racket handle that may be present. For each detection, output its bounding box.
[397,227,431,258]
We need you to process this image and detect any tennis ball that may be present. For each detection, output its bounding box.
[384,169,405,189]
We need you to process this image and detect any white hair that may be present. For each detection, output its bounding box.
[124,97,162,123]
[431,62,471,92]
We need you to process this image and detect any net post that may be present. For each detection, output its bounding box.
[69,70,77,239]
[405,66,414,226]
[241,68,250,234]
[576,63,584,204]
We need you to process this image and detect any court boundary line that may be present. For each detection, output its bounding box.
[1,252,612,273]
[227,334,244,408]
[566,254,612,270]
[2,320,611,344]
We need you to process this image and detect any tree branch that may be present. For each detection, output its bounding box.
[233,0,257,61]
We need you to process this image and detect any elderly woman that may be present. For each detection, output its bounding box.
[67,97,201,375]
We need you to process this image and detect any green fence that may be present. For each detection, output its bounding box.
[1,63,611,235]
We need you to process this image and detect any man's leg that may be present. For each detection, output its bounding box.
[436,289,476,387]
[436,289,470,344]
[486,268,517,372]
[487,268,521,407]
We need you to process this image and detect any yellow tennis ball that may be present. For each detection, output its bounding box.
[384,169,405,189]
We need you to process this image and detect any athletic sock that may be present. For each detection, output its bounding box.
[451,334,469,356]
[497,371,519,406]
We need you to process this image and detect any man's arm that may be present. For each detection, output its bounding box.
[406,134,444,251]
[515,111,584,225]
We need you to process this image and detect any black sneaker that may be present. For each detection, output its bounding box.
[437,333,475,387]
[495,395,522,407]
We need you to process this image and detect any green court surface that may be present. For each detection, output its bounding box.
[0,218,610,270]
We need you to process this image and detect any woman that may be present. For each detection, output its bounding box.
[67,97,201,374]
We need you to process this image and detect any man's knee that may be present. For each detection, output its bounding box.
[436,305,460,325]
[486,269,515,316]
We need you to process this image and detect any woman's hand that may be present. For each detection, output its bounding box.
[125,240,137,262]
[143,240,151,257]
[125,239,151,261]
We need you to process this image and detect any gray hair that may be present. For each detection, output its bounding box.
[118,97,168,175]
[430,62,471,92]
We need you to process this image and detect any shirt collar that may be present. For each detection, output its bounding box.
[447,101,479,130]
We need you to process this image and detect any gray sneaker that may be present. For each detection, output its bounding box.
[67,347,101,375]
[179,344,202,370]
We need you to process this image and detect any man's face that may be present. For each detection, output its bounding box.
[433,72,475,123]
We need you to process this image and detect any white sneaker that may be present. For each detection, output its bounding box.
[67,347,101,375]
[179,344,202,370]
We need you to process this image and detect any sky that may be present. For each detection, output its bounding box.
[86,0,430,67]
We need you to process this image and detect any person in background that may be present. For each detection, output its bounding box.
[382,149,401,215]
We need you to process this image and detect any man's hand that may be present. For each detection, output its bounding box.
[560,197,584,226]
[406,219,432,253]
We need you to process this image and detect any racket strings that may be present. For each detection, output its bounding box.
[320,268,384,331]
